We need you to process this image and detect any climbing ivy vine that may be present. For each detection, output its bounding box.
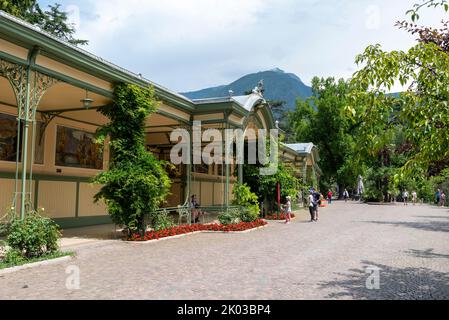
[93,84,172,235]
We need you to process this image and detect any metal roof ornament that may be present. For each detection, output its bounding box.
[252,79,265,95]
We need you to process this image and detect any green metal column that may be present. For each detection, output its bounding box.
[19,51,35,220]
[238,164,243,185]
[1,50,57,220]
[224,123,230,210]
[185,126,193,205]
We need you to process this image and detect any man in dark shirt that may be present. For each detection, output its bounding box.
[312,191,321,222]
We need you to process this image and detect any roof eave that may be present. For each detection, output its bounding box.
[0,11,195,112]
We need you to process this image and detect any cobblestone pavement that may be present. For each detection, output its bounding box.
[1,202,449,300]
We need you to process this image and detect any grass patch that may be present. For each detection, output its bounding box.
[0,251,75,270]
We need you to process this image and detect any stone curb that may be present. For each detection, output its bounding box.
[0,255,73,275]
[264,216,298,221]
[125,225,269,244]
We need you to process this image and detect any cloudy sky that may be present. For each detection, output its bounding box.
[41,0,448,92]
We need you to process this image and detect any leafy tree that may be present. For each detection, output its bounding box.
[0,1,88,45]
[289,77,356,194]
[403,0,448,22]
[241,162,301,212]
[348,1,449,176]
[0,0,37,17]
[93,84,172,235]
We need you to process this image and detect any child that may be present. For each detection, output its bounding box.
[284,196,292,224]
[327,190,333,205]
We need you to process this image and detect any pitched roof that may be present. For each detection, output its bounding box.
[0,10,193,105]
[285,143,315,155]
[192,93,265,112]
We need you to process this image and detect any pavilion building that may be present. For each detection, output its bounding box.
[0,11,320,228]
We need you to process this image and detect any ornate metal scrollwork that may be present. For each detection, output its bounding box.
[26,72,60,120]
[0,58,28,110]
[0,58,60,121]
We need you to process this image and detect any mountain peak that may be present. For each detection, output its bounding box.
[182,69,312,115]
[268,67,285,73]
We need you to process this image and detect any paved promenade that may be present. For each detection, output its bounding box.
[1,202,448,300]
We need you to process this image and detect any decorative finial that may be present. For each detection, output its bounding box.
[252,79,265,95]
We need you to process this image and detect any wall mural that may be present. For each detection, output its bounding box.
[55,125,103,170]
[0,113,19,162]
[0,113,45,164]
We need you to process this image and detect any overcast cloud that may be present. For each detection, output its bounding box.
[41,0,448,92]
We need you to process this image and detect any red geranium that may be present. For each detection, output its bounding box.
[128,219,268,241]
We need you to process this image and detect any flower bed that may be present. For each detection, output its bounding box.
[129,219,268,242]
[264,213,296,220]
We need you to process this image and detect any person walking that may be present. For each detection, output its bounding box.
[412,191,418,206]
[308,191,316,222]
[403,190,409,206]
[441,191,446,207]
[436,189,441,206]
[327,190,333,205]
[313,190,322,221]
[284,196,293,224]
[343,189,349,202]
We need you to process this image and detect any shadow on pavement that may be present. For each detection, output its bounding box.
[319,261,449,300]
[406,249,449,260]
[414,216,449,220]
[363,220,449,233]
[61,224,123,240]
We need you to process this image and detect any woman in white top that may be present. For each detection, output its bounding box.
[403,190,409,206]
[284,196,292,224]
[308,191,316,222]
[412,191,417,205]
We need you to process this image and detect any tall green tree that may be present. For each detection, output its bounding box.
[0,0,36,17]
[241,162,301,212]
[0,1,88,45]
[289,77,356,193]
[348,1,449,176]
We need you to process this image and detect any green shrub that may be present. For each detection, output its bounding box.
[240,206,260,223]
[0,207,16,237]
[7,211,61,259]
[364,187,384,202]
[218,209,241,225]
[152,210,175,231]
[218,207,260,225]
[232,184,260,222]
[0,223,8,237]
[3,249,25,265]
